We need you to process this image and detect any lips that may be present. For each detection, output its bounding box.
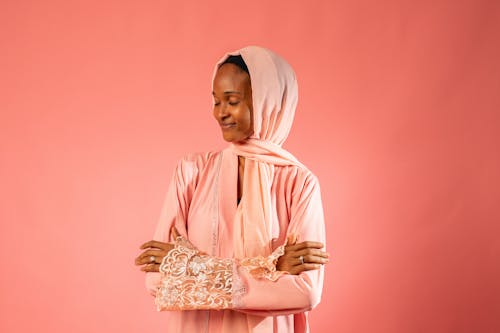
[220,122,236,130]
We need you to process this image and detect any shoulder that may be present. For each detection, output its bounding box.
[177,150,220,164]
[276,162,319,183]
[174,150,222,174]
[276,163,321,194]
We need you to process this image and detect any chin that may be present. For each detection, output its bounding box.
[222,133,238,143]
[221,131,251,143]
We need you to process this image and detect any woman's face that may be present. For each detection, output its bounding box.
[212,63,254,143]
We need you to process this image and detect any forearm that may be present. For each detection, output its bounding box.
[155,240,234,310]
[154,240,323,314]
[233,266,323,315]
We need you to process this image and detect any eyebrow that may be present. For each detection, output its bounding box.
[212,91,242,95]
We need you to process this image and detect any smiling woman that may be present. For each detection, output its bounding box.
[212,58,254,143]
[135,46,328,333]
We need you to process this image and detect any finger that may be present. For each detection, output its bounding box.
[140,263,160,272]
[135,249,167,265]
[286,234,295,246]
[294,248,330,258]
[290,252,329,266]
[136,249,166,259]
[301,255,329,265]
[290,263,322,275]
[286,241,324,251]
[140,240,171,250]
[136,256,163,265]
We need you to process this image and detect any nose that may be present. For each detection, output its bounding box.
[214,102,229,120]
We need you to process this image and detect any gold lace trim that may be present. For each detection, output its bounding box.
[155,237,286,311]
[239,245,286,281]
[155,237,233,311]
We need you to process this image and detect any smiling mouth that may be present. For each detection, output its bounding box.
[221,123,236,129]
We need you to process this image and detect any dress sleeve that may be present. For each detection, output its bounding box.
[145,156,199,296]
[154,173,326,315]
[154,237,285,311]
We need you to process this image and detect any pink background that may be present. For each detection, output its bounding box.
[1,1,499,332]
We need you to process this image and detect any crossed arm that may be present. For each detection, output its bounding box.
[135,227,328,313]
[135,157,328,313]
[135,228,329,275]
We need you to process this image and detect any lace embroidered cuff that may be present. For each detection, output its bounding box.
[155,237,233,311]
[239,246,286,281]
[155,237,286,311]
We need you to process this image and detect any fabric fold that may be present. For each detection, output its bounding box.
[212,46,307,258]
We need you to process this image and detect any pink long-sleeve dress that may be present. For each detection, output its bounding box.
[145,147,325,333]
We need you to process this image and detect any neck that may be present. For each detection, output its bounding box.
[237,156,245,200]
[238,155,245,168]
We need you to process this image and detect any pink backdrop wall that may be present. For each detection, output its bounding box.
[1,1,499,332]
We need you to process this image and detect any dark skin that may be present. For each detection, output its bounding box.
[135,63,329,274]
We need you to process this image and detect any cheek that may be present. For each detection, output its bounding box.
[238,107,252,130]
[249,107,254,127]
[246,105,254,132]
[246,110,253,130]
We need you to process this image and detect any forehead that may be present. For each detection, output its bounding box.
[213,63,251,91]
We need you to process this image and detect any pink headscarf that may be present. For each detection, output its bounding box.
[212,46,307,258]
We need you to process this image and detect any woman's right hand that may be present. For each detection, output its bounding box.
[276,234,329,275]
[135,227,182,272]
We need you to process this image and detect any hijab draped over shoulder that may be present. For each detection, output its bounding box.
[212,46,307,258]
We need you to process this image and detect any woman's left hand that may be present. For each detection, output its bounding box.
[276,234,329,275]
[135,227,180,272]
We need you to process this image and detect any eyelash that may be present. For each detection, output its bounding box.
[213,101,240,106]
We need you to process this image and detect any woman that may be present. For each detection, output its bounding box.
[135,46,328,332]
